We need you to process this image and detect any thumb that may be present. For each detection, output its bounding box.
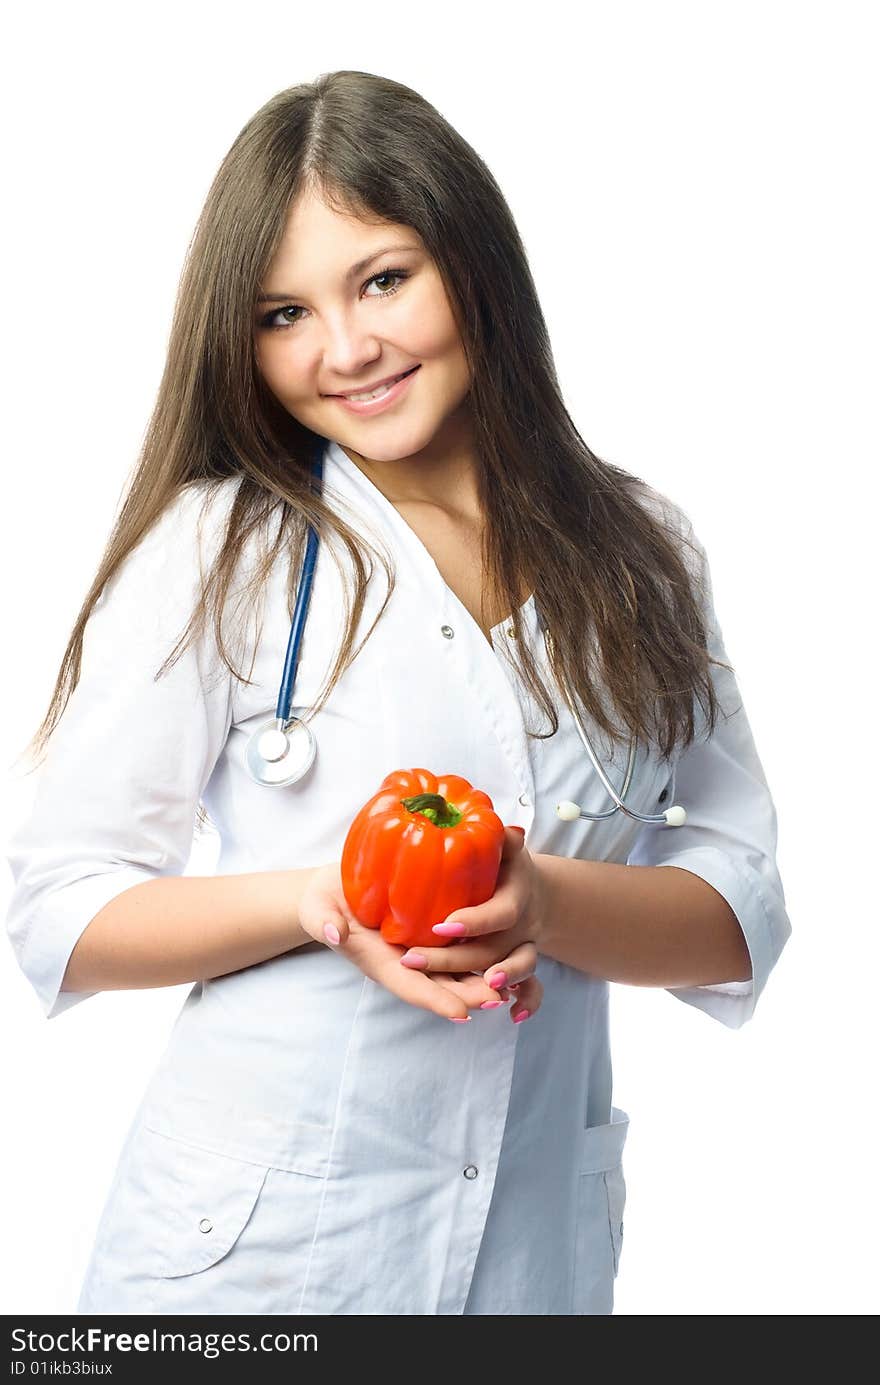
[299,873,352,948]
[504,824,527,851]
[320,912,350,947]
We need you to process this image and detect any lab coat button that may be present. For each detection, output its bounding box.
[441,625,455,639]
[463,1164,479,1179]
[198,1218,213,1234]
[506,626,515,638]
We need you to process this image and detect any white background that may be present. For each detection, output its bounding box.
[2,0,877,1316]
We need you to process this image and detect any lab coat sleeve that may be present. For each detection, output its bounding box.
[625,499,792,1030]
[3,481,240,1021]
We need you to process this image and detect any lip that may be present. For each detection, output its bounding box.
[326,365,420,416]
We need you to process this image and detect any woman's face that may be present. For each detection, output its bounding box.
[254,186,472,466]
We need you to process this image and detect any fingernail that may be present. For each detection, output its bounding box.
[510,826,526,837]
[433,921,466,936]
[449,1015,471,1023]
[400,951,428,968]
[513,1008,531,1024]
[489,970,508,990]
[323,923,340,945]
[480,999,503,1009]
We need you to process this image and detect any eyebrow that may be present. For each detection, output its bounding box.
[257,243,422,303]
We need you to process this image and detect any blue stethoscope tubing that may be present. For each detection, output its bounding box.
[243,435,325,788]
[244,436,686,827]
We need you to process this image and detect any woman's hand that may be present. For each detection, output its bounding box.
[396,826,546,1024]
[297,860,516,1023]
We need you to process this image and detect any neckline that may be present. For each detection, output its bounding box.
[325,439,533,637]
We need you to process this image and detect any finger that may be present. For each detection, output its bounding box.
[502,824,527,855]
[431,880,520,941]
[342,928,480,1023]
[429,827,526,943]
[483,941,538,991]
[399,940,498,973]
[296,871,354,948]
[430,972,512,1011]
[323,916,512,1022]
[508,973,543,1024]
[300,903,351,948]
[320,916,349,947]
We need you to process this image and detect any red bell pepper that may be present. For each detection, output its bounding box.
[341,767,506,949]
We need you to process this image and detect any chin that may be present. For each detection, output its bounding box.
[338,421,439,462]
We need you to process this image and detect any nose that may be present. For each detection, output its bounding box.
[319,313,383,380]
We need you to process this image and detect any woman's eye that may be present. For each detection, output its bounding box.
[259,268,410,330]
[366,270,406,296]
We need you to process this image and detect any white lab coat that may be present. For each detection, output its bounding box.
[4,440,791,1315]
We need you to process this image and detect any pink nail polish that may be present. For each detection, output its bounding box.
[480,999,503,1009]
[513,1008,530,1024]
[489,971,508,990]
[400,951,428,968]
[323,922,340,945]
[433,921,466,936]
[449,1016,471,1023]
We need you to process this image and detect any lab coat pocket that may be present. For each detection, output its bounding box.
[124,1126,269,1280]
[571,1106,629,1315]
[82,1115,335,1315]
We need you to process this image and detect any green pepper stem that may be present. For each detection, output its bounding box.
[401,792,463,828]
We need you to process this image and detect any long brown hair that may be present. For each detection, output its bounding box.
[22,69,731,807]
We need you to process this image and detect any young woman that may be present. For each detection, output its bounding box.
[4,69,791,1316]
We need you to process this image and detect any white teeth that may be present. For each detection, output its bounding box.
[346,383,394,402]
[342,371,408,403]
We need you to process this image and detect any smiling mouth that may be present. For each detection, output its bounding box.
[332,366,419,402]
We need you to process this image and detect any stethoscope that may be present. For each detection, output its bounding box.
[245,437,687,828]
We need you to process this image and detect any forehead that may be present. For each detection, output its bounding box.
[265,187,425,284]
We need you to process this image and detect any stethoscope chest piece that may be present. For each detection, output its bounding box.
[245,714,316,787]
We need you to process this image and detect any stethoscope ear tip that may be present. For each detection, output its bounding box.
[554,798,687,827]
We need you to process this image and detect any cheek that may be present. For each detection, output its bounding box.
[403,301,469,390]
[254,337,275,384]
[255,336,305,396]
